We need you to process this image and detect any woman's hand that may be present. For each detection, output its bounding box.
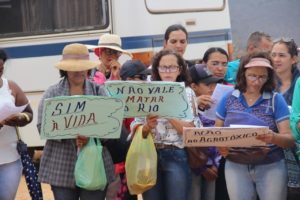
[3,113,27,127]
[256,130,275,144]
[217,147,229,157]
[76,135,89,148]
[109,60,121,80]
[142,114,158,138]
[197,95,214,110]
[202,166,218,181]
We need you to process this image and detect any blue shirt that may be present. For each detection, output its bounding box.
[216,90,290,125]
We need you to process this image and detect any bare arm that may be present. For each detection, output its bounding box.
[168,119,194,135]
[3,80,33,127]
[256,119,295,148]
[215,119,229,157]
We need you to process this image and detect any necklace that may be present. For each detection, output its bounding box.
[244,92,260,104]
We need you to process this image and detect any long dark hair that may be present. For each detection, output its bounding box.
[0,49,8,63]
[151,49,191,86]
[164,24,188,42]
[202,47,229,63]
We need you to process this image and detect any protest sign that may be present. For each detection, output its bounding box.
[105,81,192,119]
[183,127,268,147]
[40,95,124,139]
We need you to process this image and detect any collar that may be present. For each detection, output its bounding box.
[232,89,272,99]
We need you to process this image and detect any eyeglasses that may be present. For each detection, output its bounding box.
[158,65,180,73]
[246,74,268,83]
[102,48,120,56]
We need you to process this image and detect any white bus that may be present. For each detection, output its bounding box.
[0,0,232,148]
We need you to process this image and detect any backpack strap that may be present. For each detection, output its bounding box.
[272,92,277,113]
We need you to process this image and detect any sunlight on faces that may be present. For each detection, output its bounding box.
[164,30,187,56]
[271,43,297,74]
[158,54,181,82]
[206,52,228,78]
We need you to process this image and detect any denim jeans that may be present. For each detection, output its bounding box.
[51,185,106,200]
[0,159,22,200]
[142,148,191,200]
[189,173,216,200]
[225,159,287,200]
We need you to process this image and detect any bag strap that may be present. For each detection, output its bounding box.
[272,92,277,113]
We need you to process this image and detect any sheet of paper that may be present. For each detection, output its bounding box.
[202,84,233,120]
[230,124,268,128]
[0,100,28,122]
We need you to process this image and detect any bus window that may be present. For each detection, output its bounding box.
[145,0,225,14]
[0,0,109,38]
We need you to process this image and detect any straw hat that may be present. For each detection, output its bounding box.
[55,43,99,71]
[88,33,132,57]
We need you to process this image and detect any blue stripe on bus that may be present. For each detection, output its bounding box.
[4,29,231,59]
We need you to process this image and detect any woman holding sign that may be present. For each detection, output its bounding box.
[131,49,201,200]
[37,43,115,200]
[0,49,33,199]
[215,51,295,200]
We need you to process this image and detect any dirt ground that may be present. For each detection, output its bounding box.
[16,175,142,200]
[16,175,53,200]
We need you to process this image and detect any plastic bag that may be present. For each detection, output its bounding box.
[125,126,157,195]
[74,138,107,190]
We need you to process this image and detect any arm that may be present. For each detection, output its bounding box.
[256,119,295,148]
[291,78,300,141]
[257,93,295,148]
[3,80,33,127]
[215,118,229,157]
[168,119,194,135]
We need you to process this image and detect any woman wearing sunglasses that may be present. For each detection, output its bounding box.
[216,51,295,200]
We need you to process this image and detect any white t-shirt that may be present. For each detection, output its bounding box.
[0,78,20,164]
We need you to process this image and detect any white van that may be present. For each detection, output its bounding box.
[0,0,232,148]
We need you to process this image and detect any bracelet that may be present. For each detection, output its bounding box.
[20,113,30,122]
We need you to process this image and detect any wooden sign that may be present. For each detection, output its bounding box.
[183,127,268,147]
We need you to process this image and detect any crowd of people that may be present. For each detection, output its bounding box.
[0,23,300,200]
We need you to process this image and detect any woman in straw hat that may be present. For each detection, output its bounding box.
[89,33,132,84]
[37,43,115,200]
